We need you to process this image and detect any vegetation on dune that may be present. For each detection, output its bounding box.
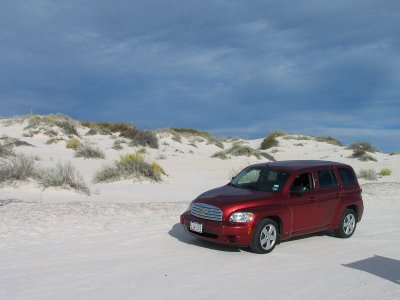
[81,121,134,135]
[120,128,159,149]
[358,169,378,181]
[66,138,81,149]
[74,142,105,159]
[212,144,275,161]
[379,168,392,176]
[37,161,90,195]
[348,142,378,162]
[24,114,80,137]
[0,154,37,183]
[161,128,224,149]
[94,152,166,183]
[315,136,343,146]
[260,131,286,150]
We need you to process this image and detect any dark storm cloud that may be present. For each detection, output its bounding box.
[0,0,399,150]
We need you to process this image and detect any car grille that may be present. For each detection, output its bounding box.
[191,203,222,221]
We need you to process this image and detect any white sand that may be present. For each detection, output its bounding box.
[1,118,399,299]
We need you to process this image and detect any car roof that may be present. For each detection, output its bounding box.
[251,160,351,172]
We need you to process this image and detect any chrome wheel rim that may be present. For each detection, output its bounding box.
[260,224,277,250]
[343,213,356,235]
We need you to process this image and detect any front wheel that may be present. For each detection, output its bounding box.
[250,218,279,254]
[336,209,357,238]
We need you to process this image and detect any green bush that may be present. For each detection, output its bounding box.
[358,169,378,181]
[260,131,286,150]
[74,142,105,159]
[38,161,90,195]
[379,168,392,176]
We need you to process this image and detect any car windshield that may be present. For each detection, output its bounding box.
[230,167,289,192]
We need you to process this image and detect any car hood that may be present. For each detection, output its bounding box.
[195,184,279,207]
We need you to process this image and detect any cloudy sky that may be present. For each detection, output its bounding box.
[1,1,399,151]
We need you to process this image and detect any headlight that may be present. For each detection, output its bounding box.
[229,212,255,223]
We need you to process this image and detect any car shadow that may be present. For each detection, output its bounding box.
[168,223,243,253]
[343,255,400,285]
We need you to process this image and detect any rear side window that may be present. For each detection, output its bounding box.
[338,168,357,187]
[317,169,338,188]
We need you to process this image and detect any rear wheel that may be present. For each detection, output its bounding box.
[336,209,357,238]
[250,218,278,254]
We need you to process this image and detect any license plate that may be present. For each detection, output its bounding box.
[190,221,203,233]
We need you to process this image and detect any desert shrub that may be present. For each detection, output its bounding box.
[112,140,124,150]
[38,161,90,195]
[260,130,286,150]
[351,148,377,162]
[347,142,378,153]
[75,142,105,159]
[66,138,81,149]
[379,168,392,176]
[0,143,15,157]
[137,147,147,154]
[211,151,228,160]
[188,142,197,148]
[389,152,400,156]
[81,121,134,133]
[0,135,33,147]
[94,152,165,183]
[46,137,64,144]
[120,128,159,149]
[162,128,224,148]
[282,135,312,141]
[25,114,79,137]
[316,136,343,146]
[0,154,37,183]
[212,144,276,161]
[358,169,378,181]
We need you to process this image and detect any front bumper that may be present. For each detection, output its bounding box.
[180,211,253,246]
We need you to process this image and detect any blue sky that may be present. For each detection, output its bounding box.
[1,1,399,151]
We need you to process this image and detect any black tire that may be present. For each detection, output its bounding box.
[336,209,357,238]
[250,218,279,254]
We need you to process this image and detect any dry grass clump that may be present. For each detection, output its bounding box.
[81,121,134,135]
[348,142,378,153]
[212,144,275,161]
[74,142,105,159]
[379,168,392,176]
[120,128,159,149]
[66,138,81,149]
[358,169,378,181]
[162,128,224,149]
[112,139,125,150]
[24,114,80,137]
[94,152,165,183]
[260,131,286,150]
[347,142,378,162]
[37,161,90,195]
[316,136,343,146]
[0,154,37,183]
[0,142,15,157]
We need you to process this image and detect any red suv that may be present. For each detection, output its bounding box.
[180,160,363,253]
